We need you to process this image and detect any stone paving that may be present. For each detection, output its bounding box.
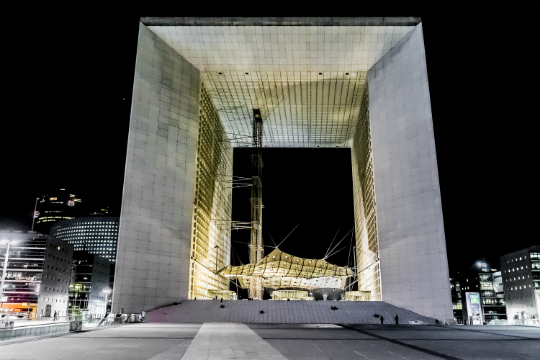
[147,300,438,325]
[251,324,540,360]
[0,322,539,359]
[181,323,287,360]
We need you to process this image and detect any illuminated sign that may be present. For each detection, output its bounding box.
[477,262,487,268]
[74,198,81,202]
[68,200,75,206]
[70,194,75,198]
[22,303,28,306]
[465,292,483,325]
[34,211,39,218]
[50,197,57,201]
[0,296,7,302]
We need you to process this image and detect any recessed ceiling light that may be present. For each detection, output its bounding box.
[346,73,350,75]
[245,72,249,75]
[319,73,322,75]
[218,72,223,75]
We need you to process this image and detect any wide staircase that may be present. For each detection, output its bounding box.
[147,300,437,324]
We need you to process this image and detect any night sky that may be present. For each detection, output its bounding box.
[0,2,535,279]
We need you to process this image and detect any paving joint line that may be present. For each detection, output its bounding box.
[430,325,535,340]
[339,324,463,360]
[261,337,536,341]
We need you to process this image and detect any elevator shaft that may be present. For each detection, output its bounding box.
[249,109,264,299]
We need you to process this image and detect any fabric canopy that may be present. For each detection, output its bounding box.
[218,248,354,290]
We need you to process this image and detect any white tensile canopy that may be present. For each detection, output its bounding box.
[218,248,354,290]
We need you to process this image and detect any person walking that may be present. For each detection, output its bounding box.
[53,311,58,321]
[394,314,398,325]
[380,316,384,324]
[220,298,223,303]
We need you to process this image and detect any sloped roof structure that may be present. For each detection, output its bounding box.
[219,248,354,290]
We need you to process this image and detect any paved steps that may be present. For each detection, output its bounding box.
[147,300,437,324]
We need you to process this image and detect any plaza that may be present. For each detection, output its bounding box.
[1,322,539,360]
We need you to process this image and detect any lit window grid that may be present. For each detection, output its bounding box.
[189,83,233,299]
[351,86,381,301]
[50,220,119,262]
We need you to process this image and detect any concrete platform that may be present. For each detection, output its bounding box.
[1,322,539,359]
[0,321,70,342]
[147,300,438,324]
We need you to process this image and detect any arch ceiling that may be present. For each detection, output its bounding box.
[147,20,417,148]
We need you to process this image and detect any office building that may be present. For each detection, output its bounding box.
[0,231,73,320]
[50,217,119,263]
[34,189,84,234]
[68,251,110,317]
[113,17,453,323]
[454,260,507,324]
[450,276,463,323]
[500,246,540,323]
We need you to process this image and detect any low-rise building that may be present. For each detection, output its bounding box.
[450,277,463,323]
[0,231,73,320]
[68,251,110,318]
[500,246,540,324]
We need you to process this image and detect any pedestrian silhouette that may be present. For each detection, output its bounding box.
[395,314,398,324]
[53,311,58,321]
[380,316,384,324]
[220,298,223,303]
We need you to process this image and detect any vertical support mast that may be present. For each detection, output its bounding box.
[249,109,264,299]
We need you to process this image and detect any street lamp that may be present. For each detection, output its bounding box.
[1,240,17,306]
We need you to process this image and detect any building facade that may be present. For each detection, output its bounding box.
[500,246,540,323]
[50,217,119,263]
[113,17,453,323]
[34,189,84,234]
[0,231,73,320]
[450,276,463,324]
[69,251,110,318]
[453,260,507,324]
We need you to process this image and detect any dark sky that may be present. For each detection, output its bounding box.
[0,2,536,276]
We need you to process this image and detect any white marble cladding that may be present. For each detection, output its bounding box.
[367,23,453,322]
[112,23,200,313]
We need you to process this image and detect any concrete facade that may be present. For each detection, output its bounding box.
[114,19,453,322]
[366,23,453,322]
[112,23,200,313]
